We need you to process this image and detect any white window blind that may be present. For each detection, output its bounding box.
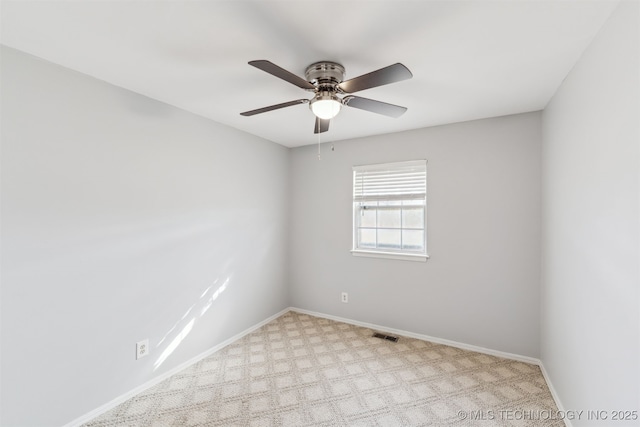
[353,160,426,202]
[352,160,428,261]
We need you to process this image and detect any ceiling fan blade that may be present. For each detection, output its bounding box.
[240,99,308,116]
[249,60,316,90]
[343,96,408,118]
[314,117,330,134]
[338,63,412,94]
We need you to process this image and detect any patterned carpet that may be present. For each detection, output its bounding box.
[84,311,562,426]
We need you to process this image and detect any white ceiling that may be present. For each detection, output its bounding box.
[1,1,619,148]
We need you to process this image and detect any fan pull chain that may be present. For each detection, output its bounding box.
[317,133,322,160]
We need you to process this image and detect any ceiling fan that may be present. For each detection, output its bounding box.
[240,60,413,134]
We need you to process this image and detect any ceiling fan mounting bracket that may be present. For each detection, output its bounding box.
[305,61,345,89]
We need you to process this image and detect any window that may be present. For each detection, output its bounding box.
[352,160,428,261]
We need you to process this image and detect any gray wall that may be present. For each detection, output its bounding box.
[4,3,638,422]
[0,46,290,426]
[289,112,542,358]
[541,1,639,424]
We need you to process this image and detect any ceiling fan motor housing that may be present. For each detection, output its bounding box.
[305,62,345,119]
[305,61,346,89]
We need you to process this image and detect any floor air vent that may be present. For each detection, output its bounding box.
[372,332,399,343]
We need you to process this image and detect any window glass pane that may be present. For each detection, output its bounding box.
[378,229,401,249]
[378,207,401,228]
[358,229,376,248]
[402,230,424,251]
[358,203,377,228]
[402,207,424,229]
[353,161,427,258]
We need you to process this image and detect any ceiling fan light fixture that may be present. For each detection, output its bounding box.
[310,93,342,120]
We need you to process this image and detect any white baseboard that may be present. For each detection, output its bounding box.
[290,307,540,365]
[65,306,568,427]
[538,362,571,427]
[291,307,568,427]
[63,307,290,427]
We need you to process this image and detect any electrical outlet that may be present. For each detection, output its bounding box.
[136,339,149,360]
[341,292,348,303]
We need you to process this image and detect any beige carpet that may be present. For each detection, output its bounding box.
[84,311,562,426]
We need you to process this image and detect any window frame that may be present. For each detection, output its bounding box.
[351,160,429,262]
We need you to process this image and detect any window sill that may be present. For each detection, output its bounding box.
[351,250,429,262]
